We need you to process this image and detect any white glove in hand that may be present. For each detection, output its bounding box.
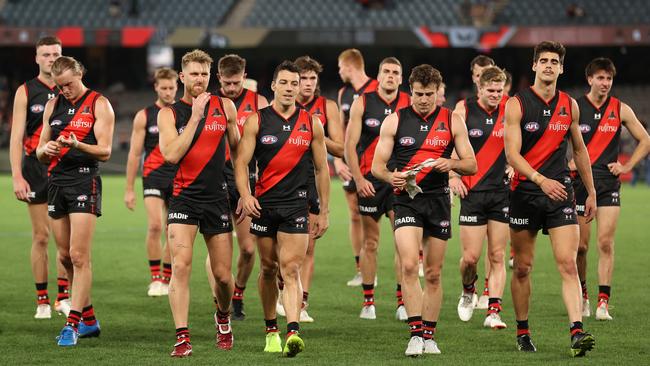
[403,158,437,199]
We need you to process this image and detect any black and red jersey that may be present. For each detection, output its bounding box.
[254,106,313,208]
[461,96,508,192]
[512,87,573,193]
[577,95,622,179]
[298,95,328,136]
[392,106,454,195]
[217,88,259,163]
[23,77,59,156]
[142,103,176,180]
[339,78,379,127]
[170,96,229,202]
[357,91,410,181]
[47,90,101,185]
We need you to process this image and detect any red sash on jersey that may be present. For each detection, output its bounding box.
[48,91,99,175]
[256,109,312,198]
[513,91,572,188]
[403,107,452,185]
[24,124,43,155]
[225,89,257,162]
[462,100,506,190]
[173,96,227,196]
[586,97,621,165]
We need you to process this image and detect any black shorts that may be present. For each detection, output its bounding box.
[574,177,620,215]
[22,155,48,204]
[250,206,309,237]
[342,179,356,193]
[307,180,320,215]
[393,191,451,240]
[225,168,256,213]
[167,196,232,235]
[459,190,509,226]
[509,185,577,234]
[48,176,102,219]
[357,180,393,220]
[143,176,173,203]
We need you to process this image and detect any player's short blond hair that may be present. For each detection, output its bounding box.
[153,67,178,82]
[51,56,85,76]
[479,66,506,86]
[338,48,364,70]
[181,49,213,69]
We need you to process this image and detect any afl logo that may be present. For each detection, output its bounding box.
[468,128,483,137]
[364,118,380,127]
[295,216,306,223]
[524,122,540,132]
[178,126,185,134]
[439,220,450,228]
[261,135,278,144]
[399,137,415,146]
[76,195,88,202]
[579,124,591,134]
[220,214,229,221]
[50,120,62,126]
[148,125,159,134]
[562,207,574,214]
[30,104,44,113]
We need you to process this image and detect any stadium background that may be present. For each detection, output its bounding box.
[0,0,649,364]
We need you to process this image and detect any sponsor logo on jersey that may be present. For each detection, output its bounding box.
[143,188,161,196]
[469,128,483,138]
[251,223,268,232]
[48,205,55,212]
[288,136,310,147]
[178,126,185,134]
[459,215,478,223]
[543,109,551,116]
[435,122,447,131]
[78,167,91,174]
[524,122,540,132]
[220,214,230,221]
[76,195,88,202]
[48,93,56,100]
[485,118,494,125]
[492,128,504,138]
[204,121,226,132]
[598,124,618,133]
[295,216,307,223]
[70,119,93,129]
[261,135,278,144]
[549,121,569,132]
[576,204,585,212]
[439,220,450,227]
[148,125,159,134]
[68,108,75,115]
[359,205,378,213]
[425,137,449,147]
[399,136,415,146]
[341,103,351,112]
[420,124,429,132]
[298,123,309,132]
[608,111,616,119]
[30,104,44,113]
[562,207,574,214]
[558,106,568,116]
[594,113,601,120]
[395,216,416,225]
[510,217,529,225]
[169,212,188,220]
[51,119,62,126]
[298,190,307,198]
[579,124,591,133]
[81,106,91,114]
[365,118,380,127]
[283,125,292,131]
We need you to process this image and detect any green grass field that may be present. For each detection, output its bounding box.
[1,175,649,365]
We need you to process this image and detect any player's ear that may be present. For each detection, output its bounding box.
[179,71,185,84]
[271,80,276,92]
[559,63,564,75]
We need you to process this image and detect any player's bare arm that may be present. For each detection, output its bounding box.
[124,109,146,210]
[311,116,330,239]
[568,98,596,222]
[36,98,60,164]
[57,96,115,162]
[430,111,477,175]
[371,113,407,189]
[324,99,344,158]
[234,112,261,220]
[344,97,374,197]
[223,98,241,162]
[9,85,31,201]
[608,103,650,176]
[158,92,210,164]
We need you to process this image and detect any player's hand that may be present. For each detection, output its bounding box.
[13,176,32,202]
[356,176,375,198]
[583,192,597,223]
[43,140,62,157]
[390,169,408,190]
[57,132,79,148]
[449,175,468,198]
[430,158,454,173]
[191,92,211,120]
[311,212,329,239]
[607,161,630,176]
[239,195,261,221]
[124,190,136,211]
[334,159,353,182]
[505,165,515,180]
[539,179,568,201]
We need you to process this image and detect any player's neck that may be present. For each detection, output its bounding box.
[378,87,397,103]
[70,85,89,103]
[477,97,497,113]
[272,101,296,118]
[350,73,370,89]
[587,91,608,107]
[155,99,173,108]
[531,80,557,102]
[297,93,314,105]
[37,72,55,88]
[181,92,194,104]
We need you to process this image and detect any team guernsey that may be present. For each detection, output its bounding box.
[142,103,176,200]
[339,78,379,126]
[391,105,454,239]
[298,95,329,215]
[459,96,509,225]
[47,89,102,218]
[356,90,409,219]
[217,88,259,209]
[574,95,623,213]
[22,77,59,203]
[250,106,313,236]
[509,87,577,232]
[166,96,232,234]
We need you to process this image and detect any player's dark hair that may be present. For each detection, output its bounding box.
[272,60,300,81]
[36,35,62,49]
[378,57,402,72]
[218,54,246,77]
[533,40,566,64]
[408,64,443,89]
[294,55,323,74]
[470,55,495,71]
[585,57,617,78]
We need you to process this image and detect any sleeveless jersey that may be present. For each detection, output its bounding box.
[298,95,329,136]
[461,96,508,192]
[217,88,259,163]
[170,96,228,201]
[392,106,454,194]
[23,78,59,156]
[357,91,410,182]
[512,87,573,193]
[142,104,177,180]
[47,90,101,185]
[254,106,313,208]
[577,95,622,179]
[339,78,379,127]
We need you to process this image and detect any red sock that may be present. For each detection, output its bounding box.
[66,310,81,329]
[362,284,374,306]
[232,285,245,301]
[82,304,97,326]
[149,259,161,281]
[162,263,172,284]
[35,283,49,305]
[57,278,70,301]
